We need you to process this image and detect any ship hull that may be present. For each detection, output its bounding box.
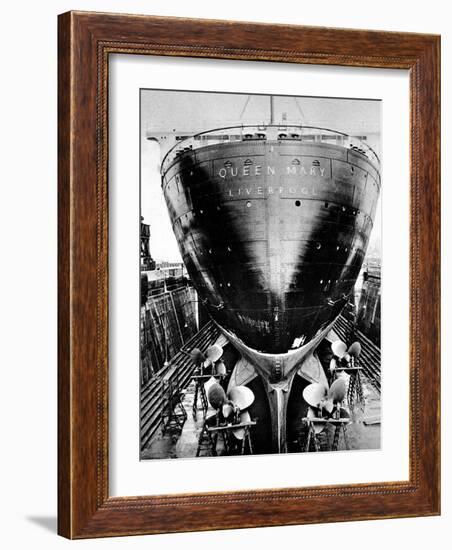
[162,139,380,356]
[162,136,380,453]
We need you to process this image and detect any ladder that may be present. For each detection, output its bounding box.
[161,380,187,439]
[191,374,210,418]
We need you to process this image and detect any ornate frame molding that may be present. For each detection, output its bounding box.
[58,11,440,538]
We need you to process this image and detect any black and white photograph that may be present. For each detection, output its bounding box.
[140,89,381,459]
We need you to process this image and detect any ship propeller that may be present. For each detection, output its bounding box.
[347,341,362,358]
[221,386,255,439]
[302,382,328,408]
[328,377,347,403]
[214,360,227,376]
[204,344,223,367]
[190,348,205,366]
[303,377,347,416]
[331,339,347,359]
[207,383,227,410]
[226,385,255,411]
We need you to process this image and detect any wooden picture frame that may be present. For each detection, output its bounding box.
[58,11,440,538]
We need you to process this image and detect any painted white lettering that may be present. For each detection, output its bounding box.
[243,166,250,176]
[310,167,317,175]
[320,167,325,176]
[219,168,227,179]
[286,166,297,175]
[267,166,275,176]
[257,187,263,195]
[231,167,238,177]
[255,165,262,176]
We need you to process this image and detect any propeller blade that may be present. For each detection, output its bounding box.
[348,341,362,358]
[303,382,328,408]
[227,385,255,410]
[329,357,337,372]
[233,410,251,440]
[214,360,227,376]
[331,340,347,358]
[222,403,233,418]
[322,399,335,414]
[205,344,223,364]
[207,383,227,410]
[328,377,347,403]
[190,348,205,365]
[203,376,217,396]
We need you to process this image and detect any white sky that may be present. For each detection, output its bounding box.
[140,90,381,262]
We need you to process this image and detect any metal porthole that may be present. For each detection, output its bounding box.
[295,200,301,207]
[246,201,252,208]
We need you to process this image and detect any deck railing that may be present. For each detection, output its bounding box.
[161,124,380,173]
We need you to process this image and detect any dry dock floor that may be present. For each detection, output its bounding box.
[141,374,381,460]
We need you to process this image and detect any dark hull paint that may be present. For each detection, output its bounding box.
[162,140,380,355]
